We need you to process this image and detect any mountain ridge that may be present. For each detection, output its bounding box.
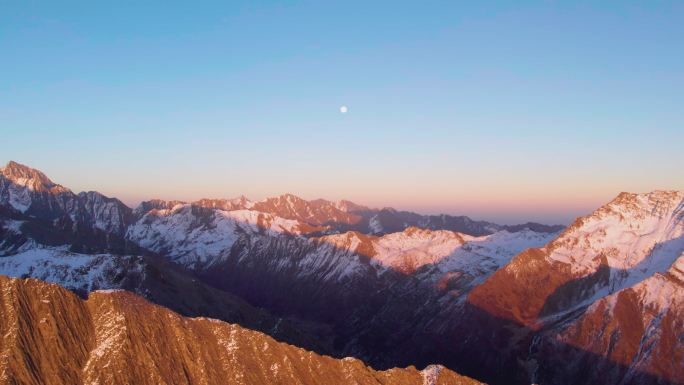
[0,275,481,385]
[0,161,563,237]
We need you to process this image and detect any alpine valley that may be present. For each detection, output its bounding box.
[1,160,683,385]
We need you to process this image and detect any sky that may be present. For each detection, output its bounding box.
[1,1,683,225]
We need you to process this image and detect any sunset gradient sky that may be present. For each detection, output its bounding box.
[2,1,683,224]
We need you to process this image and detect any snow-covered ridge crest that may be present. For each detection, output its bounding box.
[546,190,684,275]
[0,160,70,194]
[250,193,364,226]
[546,251,684,384]
[126,203,326,268]
[318,226,557,274]
[469,190,684,327]
[0,161,132,236]
[0,248,144,293]
[126,198,558,278]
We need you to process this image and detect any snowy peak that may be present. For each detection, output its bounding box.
[194,196,254,211]
[0,161,70,194]
[547,189,684,272]
[0,162,134,245]
[370,227,469,273]
[573,190,684,229]
[318,226,555,275]
[126,202,326,268]
[317,231,379,258]
[252,193,363,226]
[133,199,186,217]
[469,190,684,326]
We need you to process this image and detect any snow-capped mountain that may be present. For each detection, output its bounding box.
[194,196,254,211]
[462,190,684,385]
[470,190,684,326]
[127,202,325,269]
[538,252,684,385]
[319,226,555,275]
[0,161,132,235]
[251,194,364,227]
[0,161,135,253]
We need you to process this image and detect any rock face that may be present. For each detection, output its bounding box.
[0,275,481,385]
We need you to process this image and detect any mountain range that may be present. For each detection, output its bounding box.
[1,160,683,385]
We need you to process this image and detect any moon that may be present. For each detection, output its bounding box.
[339,105,349,114]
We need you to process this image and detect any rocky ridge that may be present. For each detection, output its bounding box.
[0,275,481,385]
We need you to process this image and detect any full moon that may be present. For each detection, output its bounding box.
[339,105,349,114]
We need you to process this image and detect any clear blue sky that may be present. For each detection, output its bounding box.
[2,1,683,224]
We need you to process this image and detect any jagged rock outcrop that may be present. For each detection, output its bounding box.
[0,275,481,385]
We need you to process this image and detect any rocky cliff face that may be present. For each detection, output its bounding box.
[0,275,481,385]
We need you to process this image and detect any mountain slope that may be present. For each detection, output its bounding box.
[537,252,684,385]
[127,203,325,269]
[0,161,135,253]
[0,275,481,385]
[0,245,335,355]
[459,190,684,385]
[470,190,684,326]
